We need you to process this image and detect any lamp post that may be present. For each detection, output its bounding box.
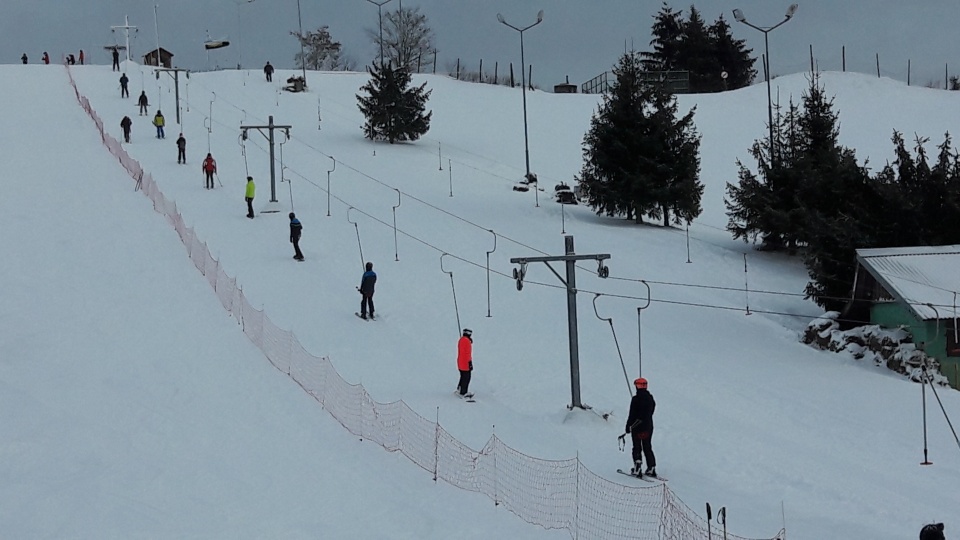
[732,4,798,164]
[497,10,544,203]
[366,0,393,66]
[235,0,255,69]
[295,0,308,87]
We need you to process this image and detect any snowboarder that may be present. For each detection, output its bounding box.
[920,523,946,540]
[21,53,27,64]
[263,61,274,82]
[624,377,657,477]
[358,262,376,318]
[79,49,84,65]
[289,212,303,260]
[152,110,165,139]
[176,133,186,164]
[119,73,129,98]
[456,328,474,397]
[42,52,49,65]
[120,115,133,143]
[245,176,256,218]
[112,48,120,71]
[137,91,149,116]
[202,153,217,189]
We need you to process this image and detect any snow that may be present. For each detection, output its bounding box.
[1,61,958,539]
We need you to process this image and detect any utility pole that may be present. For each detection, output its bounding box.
[511,235,610,410]
[154,67,189,124]
[110,15,138,64]
[240,115,291,213]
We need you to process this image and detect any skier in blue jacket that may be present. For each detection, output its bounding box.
[359,262,377,319]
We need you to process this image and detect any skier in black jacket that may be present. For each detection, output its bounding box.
[358,262,377,319]
[625,377,656,477]
[289,212,303,260]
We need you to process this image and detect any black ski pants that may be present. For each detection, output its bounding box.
[205,171,215,189]
[457,370,472,395]
[360,292,374,317]
[246,197,254,218]
[632,430,656,469]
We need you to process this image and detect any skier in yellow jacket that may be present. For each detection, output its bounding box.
[245,176,256,218]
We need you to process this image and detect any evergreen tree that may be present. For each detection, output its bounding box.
[677,6,717,93]
[291,26,352,71]
[641,3,684,72]
[709,15,756,90]
[577,52,703,226]
[357,62,432,143]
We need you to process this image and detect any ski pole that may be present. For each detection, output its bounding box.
[215,172,223,187]
[719,506,727,540]
[706,503,713,540]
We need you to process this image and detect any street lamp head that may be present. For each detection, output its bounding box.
[536,9,544,23]
[785,3,798,19]
[732,8,745,23]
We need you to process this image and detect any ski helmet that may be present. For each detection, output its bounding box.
[634,377,647,389]
[289,212,296,219]
[462,328,473,337]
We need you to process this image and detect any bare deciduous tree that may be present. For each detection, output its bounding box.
[291,26,354,71]
[369,6,436,72]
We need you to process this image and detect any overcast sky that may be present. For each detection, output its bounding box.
[6,0,959,90]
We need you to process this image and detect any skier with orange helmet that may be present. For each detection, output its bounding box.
[625,377,656,477]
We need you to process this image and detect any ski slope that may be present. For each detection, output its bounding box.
[1,61,958,538]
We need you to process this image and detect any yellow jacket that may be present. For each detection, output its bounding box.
[245,179,255,198]
[153,114,165,127]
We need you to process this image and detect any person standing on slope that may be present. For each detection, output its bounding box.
[112,48,120,71]
[202,153,217,189]
[456,328,474,398]
[263,61,274,82]
[137,91,149,116]
[289,212,303,261]
[120,115,133,143]
[21,53,27,64]
[119,73,129,97]
[79,49,84,65]
[358,262,376,319]
[176,133,186,164]
[42,52,49,65]
[245,176,255,218]
[625,377,657,478]
[153,110,165,139]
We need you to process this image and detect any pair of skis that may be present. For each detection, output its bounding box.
[354,312,375,321]
[616,469,667,482]
[453,390,476,403]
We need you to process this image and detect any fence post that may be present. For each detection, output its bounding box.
[842,45,846,72]
[876,52,880,77]
[433,407,439,481]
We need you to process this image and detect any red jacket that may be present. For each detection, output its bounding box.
[202,157,217,173]
[457,336,472,371]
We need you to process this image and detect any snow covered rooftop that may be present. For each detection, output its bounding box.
[856,245,960,321]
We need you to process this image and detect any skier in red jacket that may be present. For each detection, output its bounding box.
[456,328,473,398]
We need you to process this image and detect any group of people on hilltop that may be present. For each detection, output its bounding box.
[21,50,84,65]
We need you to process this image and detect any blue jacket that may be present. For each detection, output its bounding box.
[359,270,377,294]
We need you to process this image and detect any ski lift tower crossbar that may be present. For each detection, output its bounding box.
[110,15,138,64]
[241,115,291,208]
[511,235,610,410]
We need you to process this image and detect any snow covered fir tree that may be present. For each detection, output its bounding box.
[357,61,432,143]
